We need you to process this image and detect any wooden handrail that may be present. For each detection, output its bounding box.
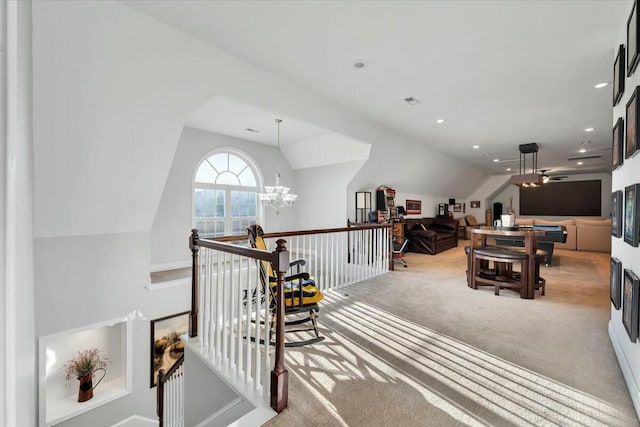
[206,223,393,243]
[188,223,392,414]
[157,354,185,427]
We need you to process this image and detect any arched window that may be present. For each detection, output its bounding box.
[193,150,261,237]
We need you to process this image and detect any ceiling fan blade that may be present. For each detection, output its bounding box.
[550,176,569,180]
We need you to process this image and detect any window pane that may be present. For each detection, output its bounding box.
[217,171,239,186]
[195,162,216,183]
[231,191,257,217]
[228,154,248,175]
[208,153,228,173]
[232,218,256,235]
[194,189,224,217]
[238,168,257,187]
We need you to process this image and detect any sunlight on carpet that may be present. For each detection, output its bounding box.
[273,290,634,427]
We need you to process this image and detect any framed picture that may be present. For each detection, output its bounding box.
[625,184,640,247]
[406,199,421,215]
[150,311,189,387]
[626,87,640,159]
[623,269,640,342]
[629,0,640,76]
[453,203,462,212]
[470,201,481,208]
[614,44,626,106]
[611,258,623,310]
[613,117,624,170]
[613,190,623,238]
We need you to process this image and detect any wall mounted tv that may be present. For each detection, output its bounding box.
[519,180,601,216]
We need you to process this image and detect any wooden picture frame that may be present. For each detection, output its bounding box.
[614,44,626,106]
[406,199,421,215]
[629,0,640,76]
[625,184,640,247]
[611,258,623,310]
[453,203,462,212]
[623,269,640,342]
[150,311,189,387]
[470,201,480,208]
[613,190,623,238]
[613,117,624,170]
[626,87,640,159]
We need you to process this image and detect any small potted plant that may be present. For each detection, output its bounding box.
[62,348,108,402]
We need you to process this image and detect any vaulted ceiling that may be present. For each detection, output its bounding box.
[124,0,628,177]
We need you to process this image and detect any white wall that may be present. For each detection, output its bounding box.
[610,0,640,417]
[32,0,485,240]
[2,1,36,426]
[294,160,366,229]
[34,232,192,426]
[347,140,486,222]
[150,127,297,266]
[490,173,612,219]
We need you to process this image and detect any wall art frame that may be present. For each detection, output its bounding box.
[614,44,626,106]
[613,190,623,238]
[629,0,640,76]
[623,268,640,342]
[470,200,481,208]
[626,86,640,159]
[625,184,640,247]
[611,257,623,310]
[613,117,624,170]
[406,199,421,215]
[150,310,190,387]
[453,203,462,213]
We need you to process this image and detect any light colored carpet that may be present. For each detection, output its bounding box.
[263,245,639,426]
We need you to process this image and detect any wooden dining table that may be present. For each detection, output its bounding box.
[471,227,548,299]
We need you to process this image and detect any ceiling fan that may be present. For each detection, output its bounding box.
[539,169,569,183]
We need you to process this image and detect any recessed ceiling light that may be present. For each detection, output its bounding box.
[473,145,480,149]
[594,82,609,89]
[577,161,584,165]
[245,128,260,133]
[506,168,511,171]
[436,118,446,124]
[579,148,586,153]
[353,61,367,69]
[493,158,499,162]
[585,127,595,132]
[404,97,421,105]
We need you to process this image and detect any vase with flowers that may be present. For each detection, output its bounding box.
[62,348,108,402]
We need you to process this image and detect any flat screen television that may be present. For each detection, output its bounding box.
[519,180,601,216]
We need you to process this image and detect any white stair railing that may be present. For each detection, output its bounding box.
[186,223,392,415]
[157,355,184,427]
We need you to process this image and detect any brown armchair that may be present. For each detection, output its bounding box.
[464,215,485,239]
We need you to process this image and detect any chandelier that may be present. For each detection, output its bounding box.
[259,119,297,215]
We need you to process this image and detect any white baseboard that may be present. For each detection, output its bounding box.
[195,397,245,427]
[111,415,158,427]
[609,321,640,421]
[150,260,191,272]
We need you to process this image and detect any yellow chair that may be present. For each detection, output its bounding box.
[247,225,324,346]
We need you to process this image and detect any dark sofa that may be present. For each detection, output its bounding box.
[404,217,458,255]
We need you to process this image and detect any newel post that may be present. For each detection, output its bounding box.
[271,239,289,413]
[190,229,200,338]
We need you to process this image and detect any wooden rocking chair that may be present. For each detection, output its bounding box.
[246,225,325,347]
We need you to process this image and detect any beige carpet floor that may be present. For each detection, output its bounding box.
[263,245,639,427]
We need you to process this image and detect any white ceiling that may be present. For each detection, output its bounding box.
[124,0,628,176]
[186,97,371,169]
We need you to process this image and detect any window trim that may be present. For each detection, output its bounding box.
[192,148,264,237]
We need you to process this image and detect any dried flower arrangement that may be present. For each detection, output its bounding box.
[62,348,108,385]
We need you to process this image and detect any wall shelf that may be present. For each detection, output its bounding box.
[38,317,132,426]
